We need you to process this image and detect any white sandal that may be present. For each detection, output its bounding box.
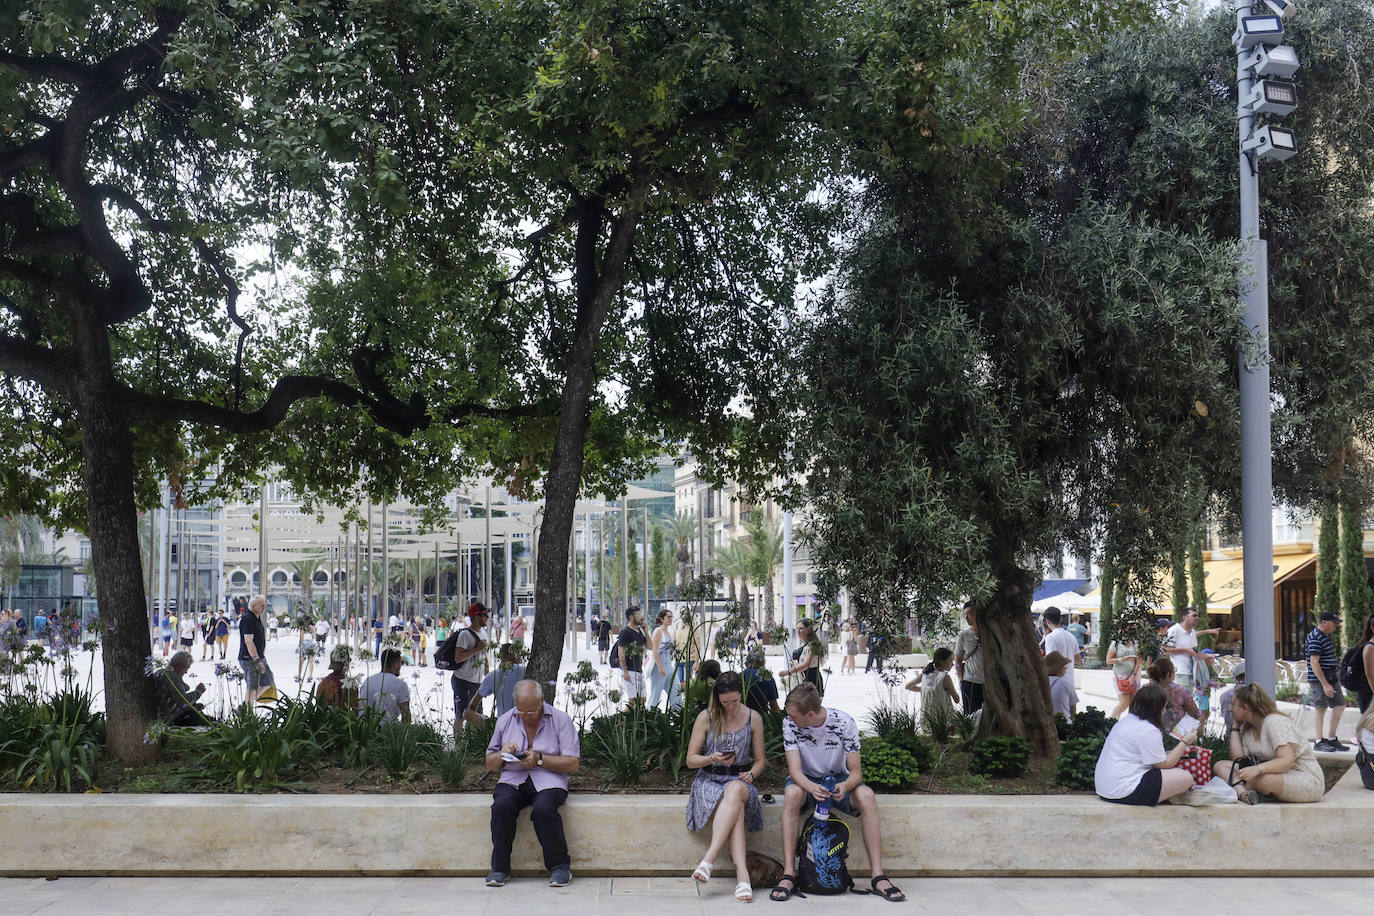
[692,860,713,883]
[735,881,753,902]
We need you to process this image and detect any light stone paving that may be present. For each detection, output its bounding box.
[1,876,1371,916]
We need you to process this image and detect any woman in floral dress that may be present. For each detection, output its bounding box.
[685,670,766,903]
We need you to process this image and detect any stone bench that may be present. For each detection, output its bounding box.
[3,767,1370,877]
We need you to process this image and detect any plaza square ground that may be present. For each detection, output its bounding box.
[1,876,1371,916]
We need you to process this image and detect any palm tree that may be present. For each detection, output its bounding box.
[288,556,326,615]
[712,540,753,605]
[666,512,700,586]
[744,514,784,628]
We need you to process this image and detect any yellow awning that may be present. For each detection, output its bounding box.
[1078,552,1315,615]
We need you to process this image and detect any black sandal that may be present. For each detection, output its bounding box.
[871,874,905,902]
[770,875,798,902]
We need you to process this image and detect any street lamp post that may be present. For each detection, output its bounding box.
[1234,1,1299,697]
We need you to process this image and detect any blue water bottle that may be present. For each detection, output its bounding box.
[814,775,837,822]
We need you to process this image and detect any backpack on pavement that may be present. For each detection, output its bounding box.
[795,816,866,896]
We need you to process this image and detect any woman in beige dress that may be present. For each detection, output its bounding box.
[1214,683,1324,803]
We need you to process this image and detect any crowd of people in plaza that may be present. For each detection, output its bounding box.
[118,592,1374,892]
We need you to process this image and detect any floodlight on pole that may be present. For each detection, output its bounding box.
[1242,79,1299,116]
[1241,43,1300,79]
[1234,13,1284,48]
[1243,125,1297,161]
[1262,0,1296,19]
[1233,0,1300,698]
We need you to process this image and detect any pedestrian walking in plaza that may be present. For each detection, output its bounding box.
[1163,607,1221,692]
[596,615,612,664]
[267,612,278,640]
[1041,607,1080,682]
[1214,683,1325,804]
[772,684,904,903]
[686,670,765,903]
[484,680,580,889]
[238,595,274,705]
[1106,634,1141,719]
[450,603,489,733]
[1095,684,1198,806]
[784,618,825,695]
[614,606,648,707]
[178,614,197,652]
[954,603,984,715]
[647,609,679,709]
[840,619,857,675]
[200,613,215,661]
[1306,612,1349,751]
[214,611,231,659]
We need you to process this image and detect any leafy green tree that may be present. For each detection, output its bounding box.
[712,539,754,606]
[798,0,1374,755]
[1341,498,1372,649]
[649,525,674,599]
[1096,553,1115,665]
[1171,549,1188,617]
[1317,499,1341,618]
[1189,533,1209,649]
[743,514,785,629]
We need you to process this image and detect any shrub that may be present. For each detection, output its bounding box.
[584,709,650,786]
[1064,707,1113,742]
[868,698,919,742]
[14,719,101,792]
[859,736,921,790]
[1055,736,1105,790]
[181,704,322,791]
[369,722,442,779]
[968,735,1031,778]
[425,744,468,788]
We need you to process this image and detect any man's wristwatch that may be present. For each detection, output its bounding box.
[536,752,545,767]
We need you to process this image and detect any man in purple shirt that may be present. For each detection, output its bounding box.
[484,680,581,888]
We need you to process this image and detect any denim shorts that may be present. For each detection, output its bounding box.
[785,774,862,817]
[242,659,273,692]
[1310,678,1346,708]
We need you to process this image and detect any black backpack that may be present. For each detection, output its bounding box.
[434,627,477,671]
[795,816,863,895]
[1339,641,1369,692]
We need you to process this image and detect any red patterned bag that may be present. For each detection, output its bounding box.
[1178,747,1214,786]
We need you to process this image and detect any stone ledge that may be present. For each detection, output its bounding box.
[2,769,1371,878]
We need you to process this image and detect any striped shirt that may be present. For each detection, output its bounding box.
[1305,628,1336,682]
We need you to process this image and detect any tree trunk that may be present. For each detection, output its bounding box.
[976,560,1058,758]
[764,578,776,629]
[74,374,157,765]
[527,195,646,699]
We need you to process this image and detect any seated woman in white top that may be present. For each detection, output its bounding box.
[1095,684,1198,806]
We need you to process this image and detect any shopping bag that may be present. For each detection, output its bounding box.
[1169,775,1238,806]
[1178,747,1213,786]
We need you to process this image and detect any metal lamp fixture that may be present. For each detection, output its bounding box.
[1242,78,1299,116]
[1242,125,1298,161]
[1235,13,1284,48]
[1241,42,1300,78]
